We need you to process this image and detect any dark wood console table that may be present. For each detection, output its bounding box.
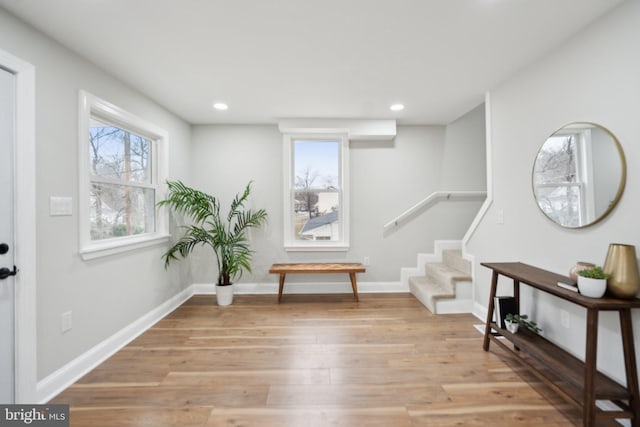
[482,262,640,427]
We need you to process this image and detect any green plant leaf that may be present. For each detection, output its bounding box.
[158,180,267,285]
[577,265,611,279]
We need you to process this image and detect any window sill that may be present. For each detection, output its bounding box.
[284,243,350,252]
[80,233,170,260]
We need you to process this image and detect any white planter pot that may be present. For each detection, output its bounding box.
[577,276,607,298]
[505,320,519,334]
[216,284,235,306]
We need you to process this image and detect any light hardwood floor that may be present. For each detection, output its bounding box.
[51,294,600,426]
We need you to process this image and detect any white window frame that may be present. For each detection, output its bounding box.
[78,90,169,260]
[574,129,596,222]
[534,129,596,227]
[283,133,349,251]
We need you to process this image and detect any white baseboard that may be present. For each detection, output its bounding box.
[472,301,488,322]
[36,285,194,403]
[360,281,408,293]
[435,299,473,314]
[193,281,407,295]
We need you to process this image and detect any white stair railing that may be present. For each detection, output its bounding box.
[383,191,487,231]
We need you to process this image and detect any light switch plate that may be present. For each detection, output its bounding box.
[50,196,73,216]
[61,311,72,333]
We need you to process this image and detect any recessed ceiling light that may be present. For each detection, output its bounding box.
[390,103,405,111]
[213,102,229,111]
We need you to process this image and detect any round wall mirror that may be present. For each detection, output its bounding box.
[532,122,626,228]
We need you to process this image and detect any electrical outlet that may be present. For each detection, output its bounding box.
[560,310,570,329]
[62,311,72,333]
[363,256,370,266]
[496,209,504,224]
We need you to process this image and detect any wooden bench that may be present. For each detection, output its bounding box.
[269,262,366,302]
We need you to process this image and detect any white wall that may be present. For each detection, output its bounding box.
[190,122,485,285]
[468,0,640,384]
[441,103,486,191]
[0,9,192,379]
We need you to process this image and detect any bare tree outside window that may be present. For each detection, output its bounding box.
[292,140,340,241]
[89,119,154,240]
[295,166,319,220]
[533,134,582,227]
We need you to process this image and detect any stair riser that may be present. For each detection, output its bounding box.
[410,280,472,315]
[409,282,437,314]
[442,250,471,275]
[443,281,472,300]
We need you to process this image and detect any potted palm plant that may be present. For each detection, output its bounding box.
[158,180,268,306]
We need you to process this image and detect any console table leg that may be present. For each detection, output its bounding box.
[620,309,640,427]
[278,274,286,303]
[584,308,599,427]
[483,271,499,351]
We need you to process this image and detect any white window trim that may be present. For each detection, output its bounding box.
[283,133,350,251]
[575,129,596,223]
[78,91,169,260]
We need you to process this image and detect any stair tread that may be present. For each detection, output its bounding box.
[426,262,471,276]
[408,276,454,297]
[425,262,471,284]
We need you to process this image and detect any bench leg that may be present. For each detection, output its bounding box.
[349,272,359,302]
[278,273,286,303]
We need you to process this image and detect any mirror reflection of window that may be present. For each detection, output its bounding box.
[532,123,626,228]
[534,131,591,227]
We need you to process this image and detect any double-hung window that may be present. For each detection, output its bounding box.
[78,91,168,259]
[283,134,349,251]
[533,128,595,227]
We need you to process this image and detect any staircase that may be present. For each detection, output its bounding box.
[407,245,473,314]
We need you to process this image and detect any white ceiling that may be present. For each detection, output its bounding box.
[0,0,624,125]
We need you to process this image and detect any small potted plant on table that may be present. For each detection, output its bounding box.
[505,313,542,335]
[577,266,610,298]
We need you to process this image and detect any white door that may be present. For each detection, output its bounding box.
[0,66,16,403]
